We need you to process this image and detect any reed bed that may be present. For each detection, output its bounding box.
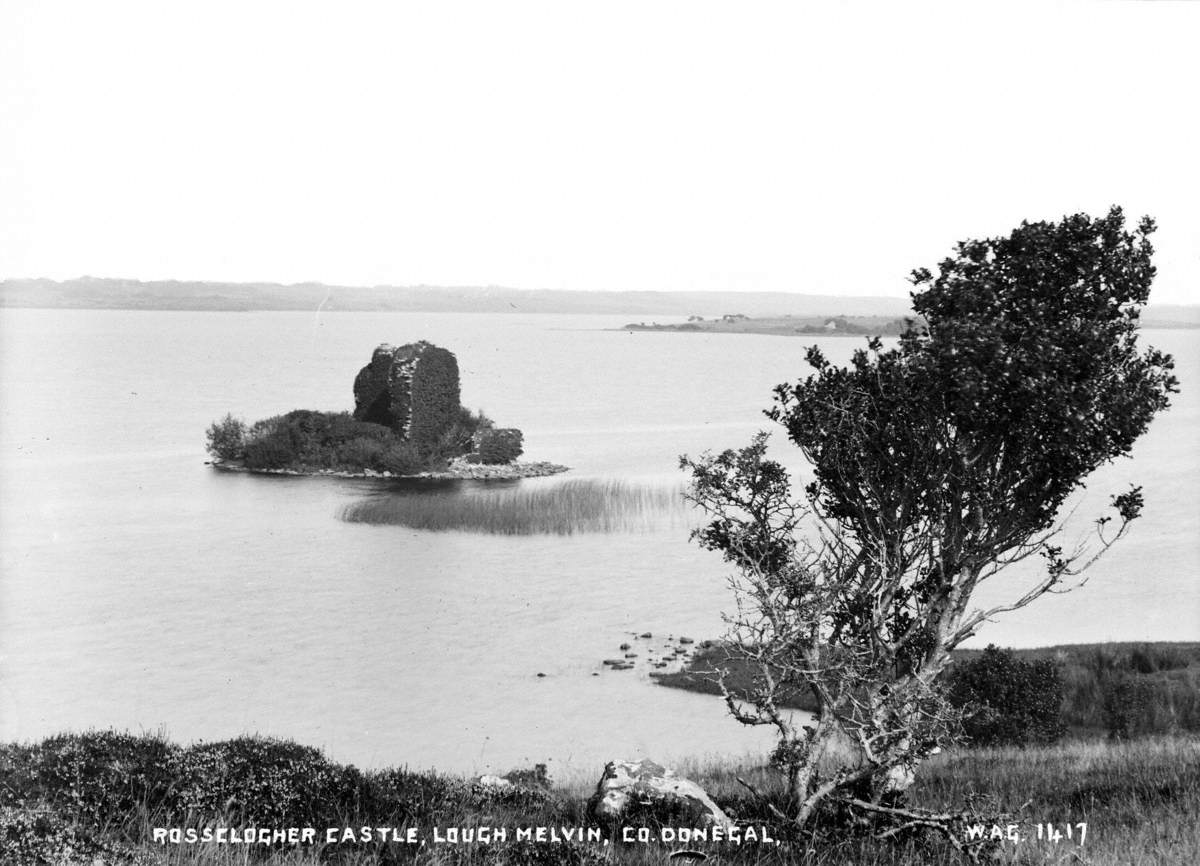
[340,478,692,535]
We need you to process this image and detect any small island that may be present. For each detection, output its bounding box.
[205,340,568,480]
[618,313,912,336]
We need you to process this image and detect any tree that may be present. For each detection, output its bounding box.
[204,413,246,461]
[681,208,1177,840]
[945,646,1065,747]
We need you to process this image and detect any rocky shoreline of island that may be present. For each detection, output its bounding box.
[209,456,570,481]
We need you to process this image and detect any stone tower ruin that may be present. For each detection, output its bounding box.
[352,341,461,447]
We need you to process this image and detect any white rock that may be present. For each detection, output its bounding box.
[589,759,732,827]
[476,774,514,790]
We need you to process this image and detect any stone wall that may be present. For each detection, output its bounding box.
[352,342,461,446]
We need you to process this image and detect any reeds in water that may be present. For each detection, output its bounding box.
[340,478,690,535]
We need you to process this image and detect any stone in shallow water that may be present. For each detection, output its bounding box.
[588,759,732,827]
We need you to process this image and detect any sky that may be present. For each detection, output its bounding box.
[1,1,1198,302]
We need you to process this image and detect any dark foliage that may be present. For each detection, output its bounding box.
[407,345,461,450]
[0,732,583,864]
[476,427,524,464]
[171,736,363,827]
[240,432,298,469]
[236,411,400,471]
[776,207,1176,543]
[681,208,1179,823]
[335,436,387,470]
[204,413,245,461]
[764,206,1177,681]
[379,441,426,475]
[1129,643,1191,674]
[0,806,152,866]
[945,645,1065,746]
[0,731,179,828]
[359,767,467,822]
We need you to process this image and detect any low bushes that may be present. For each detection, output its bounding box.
[0,730,179,828]
[171,737,363,827]
[944,645,1065,746]
[335,436,387,470]
[206,408,519,475]
[204,413,245,461]
[1,732,571,864]
[242,432,298,469]
[476,428,524,465]
[379,442,425,476]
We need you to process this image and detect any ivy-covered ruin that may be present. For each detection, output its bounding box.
[205,341,528,474]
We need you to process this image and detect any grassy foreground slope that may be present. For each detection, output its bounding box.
[2,731,1198,865]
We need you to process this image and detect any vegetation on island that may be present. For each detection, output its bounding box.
[678,207,1178,846]
[205,341,528,476]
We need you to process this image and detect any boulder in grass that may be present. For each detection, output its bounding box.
[588,759,732,828]
[477,774,514,790]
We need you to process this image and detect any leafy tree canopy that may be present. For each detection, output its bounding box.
[683,207,1178,835]
[768,207,1177,649]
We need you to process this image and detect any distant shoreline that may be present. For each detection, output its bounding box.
[3,278,1194,326]
[654,639,1200,738]
[615,314,910,338]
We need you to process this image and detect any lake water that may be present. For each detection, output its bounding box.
[1,310,1197,777]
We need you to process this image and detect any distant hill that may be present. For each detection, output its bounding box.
[0,277,912,317]
[1,277,1195,325]
[1140,304,1200,329]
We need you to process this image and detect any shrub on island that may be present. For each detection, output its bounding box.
[204,413,246,461]
[379,441,425,475]
[241,431,299,470]
[476,427,524,465]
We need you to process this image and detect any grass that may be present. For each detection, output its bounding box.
[2,732,1198,865]
[339,479,691,535]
